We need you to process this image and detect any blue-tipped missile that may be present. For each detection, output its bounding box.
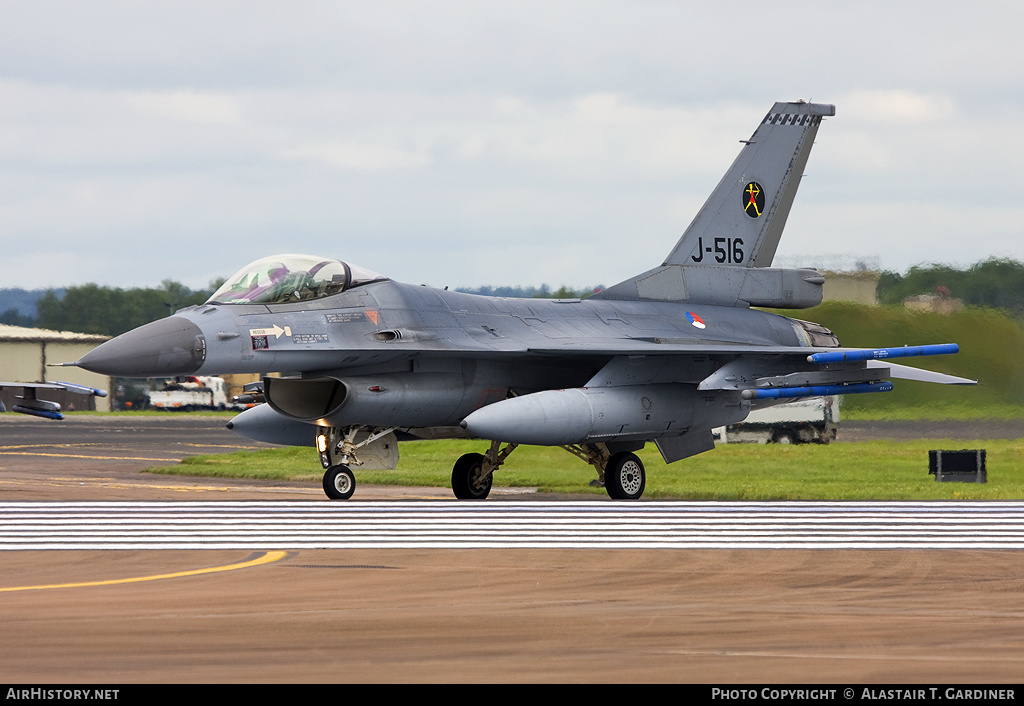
[53,381,108,398]
[742,381,893,400]
[12,398,64,420]
[12,407,64,420]
[808,343,959,364]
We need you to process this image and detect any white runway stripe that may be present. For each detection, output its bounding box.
[2,501,1024,550]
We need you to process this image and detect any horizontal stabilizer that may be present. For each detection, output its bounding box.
[594,264,824,308]
[867,360,977,385]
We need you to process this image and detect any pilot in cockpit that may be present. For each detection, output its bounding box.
[206,254,387,306]
[251,262,292,302]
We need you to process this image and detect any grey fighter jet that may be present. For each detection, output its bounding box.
[73,100,975,500]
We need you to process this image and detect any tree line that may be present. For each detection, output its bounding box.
[4,279,598,337]
[29,280,221,337]
[876,258,1024,317]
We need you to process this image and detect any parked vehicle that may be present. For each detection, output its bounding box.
[714,396,838,444]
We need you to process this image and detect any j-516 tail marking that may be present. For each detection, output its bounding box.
[664,100,835,269]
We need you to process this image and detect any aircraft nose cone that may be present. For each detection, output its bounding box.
[77,317,206,377]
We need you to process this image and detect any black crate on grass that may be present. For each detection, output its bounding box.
[929,450,986,483]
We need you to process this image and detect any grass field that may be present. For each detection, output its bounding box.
[840,401,1024,421]
[150,435,1024,501]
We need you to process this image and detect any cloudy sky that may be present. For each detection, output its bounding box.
[1,1,1021,291]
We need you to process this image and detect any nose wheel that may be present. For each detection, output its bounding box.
[323,465,356,500]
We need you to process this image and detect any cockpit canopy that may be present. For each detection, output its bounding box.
[206,254,388,305]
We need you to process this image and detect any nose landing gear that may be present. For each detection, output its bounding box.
[323,465,356,500]
[318,426,396,500]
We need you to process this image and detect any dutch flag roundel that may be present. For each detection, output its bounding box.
[686,311,706,329]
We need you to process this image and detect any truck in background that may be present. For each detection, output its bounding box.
[714,396,839,445]
[147,376,235,411]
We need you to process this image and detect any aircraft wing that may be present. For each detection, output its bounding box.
[534,339,971,370]
[528,341,975,400]
[0,381,108,420]
[528,340,816,356]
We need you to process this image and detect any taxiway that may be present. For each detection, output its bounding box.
[1,415,1022,683]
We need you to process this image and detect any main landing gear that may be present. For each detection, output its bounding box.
[450,440,517,500]
[451,453,492,500]
[604,451,646,500]
[316,426,647,501]
[447,441,647,501]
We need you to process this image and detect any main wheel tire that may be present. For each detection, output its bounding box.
[605,452,645,500]
[452,452,492,500]
[323,464,356,500]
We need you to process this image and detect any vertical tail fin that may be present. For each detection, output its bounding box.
[664,100,834,269]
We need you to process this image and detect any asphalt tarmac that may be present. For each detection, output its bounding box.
[1,414,1023,684]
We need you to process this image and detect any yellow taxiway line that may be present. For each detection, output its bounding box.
[0,550,288,592]
[0,451,177,462]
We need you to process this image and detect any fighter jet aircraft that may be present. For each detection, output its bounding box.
[0,381,107,419]
[72,100,974,500]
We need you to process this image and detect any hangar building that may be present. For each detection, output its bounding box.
[0,324,111,412]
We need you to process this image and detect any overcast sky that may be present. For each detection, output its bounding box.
[1,1,1021,291]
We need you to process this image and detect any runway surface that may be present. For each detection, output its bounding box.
[2,414,1024,683]
[5,500,1024,550]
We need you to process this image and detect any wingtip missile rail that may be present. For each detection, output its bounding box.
[807,343,959,365]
